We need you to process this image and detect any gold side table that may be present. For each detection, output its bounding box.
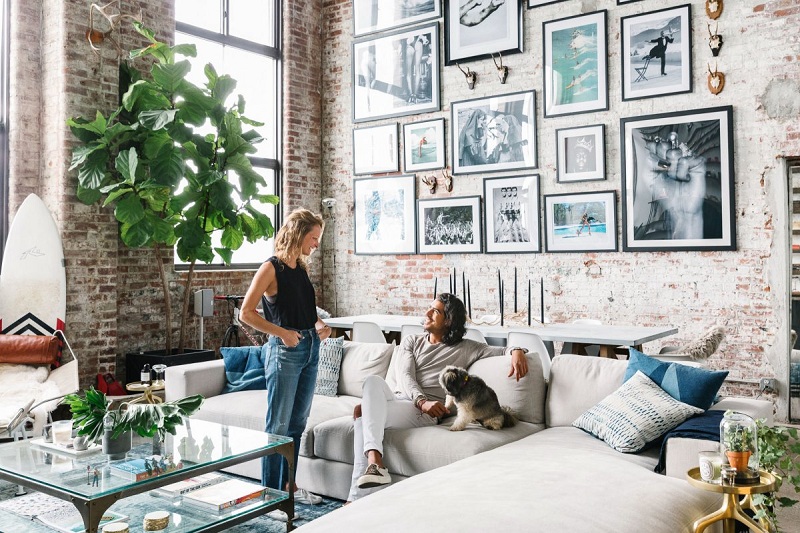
[686,467,777,533]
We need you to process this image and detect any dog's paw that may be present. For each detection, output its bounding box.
[449,425,465,432]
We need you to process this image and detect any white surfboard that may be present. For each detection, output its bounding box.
[0,194,66,335]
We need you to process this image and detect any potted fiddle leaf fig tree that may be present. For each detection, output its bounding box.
[67,22,278,355]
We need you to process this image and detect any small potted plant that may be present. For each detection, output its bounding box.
[720,410,757,471]
[62,388,203,458]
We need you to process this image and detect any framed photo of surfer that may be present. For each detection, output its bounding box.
[543,191,617,253]
[352,23,440,123]
[620,106,735,252]
[451,90,537,175]
[444,0,523,65]
[542,10,608,118]
[353,123,399,175]
[556,124,605,183]
[403,118,446,172]
[620,4,692,101]
[353,0,441,38]
[483,175,541,254]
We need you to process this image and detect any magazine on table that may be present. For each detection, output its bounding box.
[181,478,266,513]
[109,455,182,481]
[150,472,226,498]
[36,506,128,533]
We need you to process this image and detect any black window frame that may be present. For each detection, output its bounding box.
[0,0,10,265]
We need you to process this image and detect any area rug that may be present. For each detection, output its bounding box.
[0,479,343,532]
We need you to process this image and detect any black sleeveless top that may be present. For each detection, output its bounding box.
[261,256,317,330]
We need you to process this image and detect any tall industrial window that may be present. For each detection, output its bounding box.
[0,0,9,263]
[175,0,281,269]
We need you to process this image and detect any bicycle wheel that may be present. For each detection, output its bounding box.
[221,325,241,347]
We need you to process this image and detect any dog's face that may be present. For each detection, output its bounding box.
[439,365,470,396]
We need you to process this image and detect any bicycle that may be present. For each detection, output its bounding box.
[215,295,264,347]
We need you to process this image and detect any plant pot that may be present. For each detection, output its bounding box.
[725,450,752,471]
[102,430,132,460]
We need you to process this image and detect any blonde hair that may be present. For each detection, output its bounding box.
[274,208,324,269]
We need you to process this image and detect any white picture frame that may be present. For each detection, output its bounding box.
[403,118,446,172]
[353,123,399,175]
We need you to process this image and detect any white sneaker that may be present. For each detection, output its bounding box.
[267,509,301,522]
[294,488,322,505]
[356,463,391,489]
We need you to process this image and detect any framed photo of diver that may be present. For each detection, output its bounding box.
[542,10,608,118]
[417,196,482,254]
[620,105,735,252]
[352,23,440,123]
[353,175,417,255]
[556,124,606,183]
[353,0,441,37]
[451,90,537,175]
[353,123,399,175]
[543,191,618,253]
[483,175,541,254]
[403,118,446,172]
[444,0,523,65]
[620,4,692,101]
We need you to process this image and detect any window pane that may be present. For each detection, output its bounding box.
[175,0,222,32]
[228,0,275,46]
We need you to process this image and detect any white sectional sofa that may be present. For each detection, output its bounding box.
[166,341,772,532]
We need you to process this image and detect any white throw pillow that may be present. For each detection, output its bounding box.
[337,341,394,397]
[572,370,703,453]
[314,337,344,397]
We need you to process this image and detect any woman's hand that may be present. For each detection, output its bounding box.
[280,329,303,347]
[317,324,332,341]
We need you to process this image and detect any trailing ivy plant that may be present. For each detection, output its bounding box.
[67,22,278,354]
[751,419,800,532]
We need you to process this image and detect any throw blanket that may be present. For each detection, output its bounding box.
[655,409,724,473]
[0,363,61,428]
[221,345,267,393]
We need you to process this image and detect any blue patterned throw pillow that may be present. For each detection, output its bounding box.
[624,348,728,411]
[315,337,344,397]
[573,371,703,453]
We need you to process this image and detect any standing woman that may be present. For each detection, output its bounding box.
[240,208,332,507]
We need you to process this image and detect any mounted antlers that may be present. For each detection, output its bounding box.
[87,1,142,58]
[492,53,509,84]
[706,0,723,20]
[421,174,437,194]
[441,169,453,192]
[707,23,724,57]
[707,63,725,95]
[456,63,477,90]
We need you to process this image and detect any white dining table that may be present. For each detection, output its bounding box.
[325,314,678,358]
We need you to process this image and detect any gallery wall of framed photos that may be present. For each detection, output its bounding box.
[346,0,732,257]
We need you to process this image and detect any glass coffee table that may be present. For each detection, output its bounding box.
[0,419,294,533]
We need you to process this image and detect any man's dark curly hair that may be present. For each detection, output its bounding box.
[437,293,467,346]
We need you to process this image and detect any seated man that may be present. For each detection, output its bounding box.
[347,293,529,502]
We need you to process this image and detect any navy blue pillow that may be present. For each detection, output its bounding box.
[624,348,728,411]
[220,345,266,393]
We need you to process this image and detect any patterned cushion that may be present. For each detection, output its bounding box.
[681,326,725,360]
[314,337,344,397]
[573,371,703,453]
[625,348,728,410]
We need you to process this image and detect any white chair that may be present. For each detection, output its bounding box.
[507,331,552,381]
[464,328,487,343]
[561,319,603,356]
[351,321,388,344]
[400,324,425,341]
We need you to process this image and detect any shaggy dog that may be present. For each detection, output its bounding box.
[438,366,517,431]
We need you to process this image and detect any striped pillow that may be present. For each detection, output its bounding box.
[314,337,344,397]
[573,370,703,453]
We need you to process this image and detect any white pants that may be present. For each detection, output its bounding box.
[348,375,437,501]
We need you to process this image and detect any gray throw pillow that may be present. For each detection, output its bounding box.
[314,336,344,397]
[681,326,725,361]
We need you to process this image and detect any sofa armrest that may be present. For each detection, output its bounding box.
[165,360,226,402]
[663,397,773,479]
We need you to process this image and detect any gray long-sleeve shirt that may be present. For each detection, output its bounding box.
[394,334,515,405]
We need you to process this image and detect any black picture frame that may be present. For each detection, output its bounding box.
[417,195,482,254]
[444,0,523,65]
[354,175,417,255]
[620,106,736,252]
[483,175,541,254]
[528,0,568,8]
[556,124,606,183]
[353,0,442,38]
[544,191,618,253]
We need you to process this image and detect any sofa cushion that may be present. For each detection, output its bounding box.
[467,353,545,424]
[546,354,628,428]
[573,371,704,453]
[220,345,266,393]
[625,348,728,410]
[338,341,394,397]
[315,336,344,397]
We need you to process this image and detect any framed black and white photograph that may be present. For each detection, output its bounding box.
[556,124,605,183]
[621,5,692,101]
[403,118,446,172]
[484,175,540,254]
[543,10,608,118]
[354,0,442,37]
[354,175,417,255]
[544,191,617,253]
[353,123,399,175]
[620,106,735,252]
[528,0,567,8]
[451,90,537,175]
[444,0,523,64]
[417,196,482,254]
[352,23,440,123]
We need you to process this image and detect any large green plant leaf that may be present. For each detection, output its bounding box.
[152,60,192,93]
[115,147,138,184]
[115,194,146,225]
[221,225,244,250]
[139,109,178,131]
[121,218,153,248]
[77,150,109,190]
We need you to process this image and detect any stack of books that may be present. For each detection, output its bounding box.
[181,478,266,513]
[109,456,182,481]
[150,472,225,499]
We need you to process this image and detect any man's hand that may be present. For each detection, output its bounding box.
[508,349,529,381]
[419,400,450,418]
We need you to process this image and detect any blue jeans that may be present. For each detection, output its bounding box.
[262,328,320,491]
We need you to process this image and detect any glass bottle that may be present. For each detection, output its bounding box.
[141,363,151,386]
